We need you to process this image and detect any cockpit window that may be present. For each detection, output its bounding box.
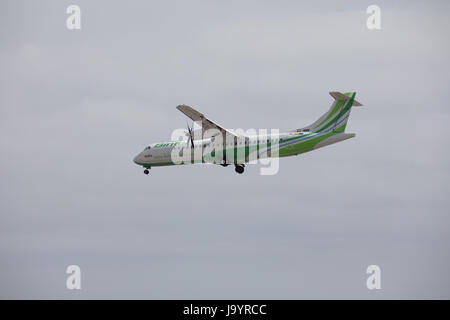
[145,146,151,150]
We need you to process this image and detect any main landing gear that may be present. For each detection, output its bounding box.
[234,164,245,174]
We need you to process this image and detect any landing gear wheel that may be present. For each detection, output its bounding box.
[144,169,149,175]
[235,165,244,174]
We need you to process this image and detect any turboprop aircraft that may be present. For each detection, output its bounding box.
[133,91,363,174]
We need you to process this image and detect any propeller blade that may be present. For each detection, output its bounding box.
[186,122,194,149]
[189,130,194,149]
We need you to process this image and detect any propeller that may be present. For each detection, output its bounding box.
[186,121,194,149]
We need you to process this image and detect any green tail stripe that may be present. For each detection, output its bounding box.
[316,99,345,128]
[316,93,355,133]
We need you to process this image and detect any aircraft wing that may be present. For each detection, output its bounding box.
[176,104,238,139]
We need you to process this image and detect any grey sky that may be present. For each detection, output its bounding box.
[0,0,449,299]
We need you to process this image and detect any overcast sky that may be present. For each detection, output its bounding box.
[1,0,449,299]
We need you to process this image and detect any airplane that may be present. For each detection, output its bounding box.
[133,91,363,174]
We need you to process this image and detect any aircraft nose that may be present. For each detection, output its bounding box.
[133,154,141,164]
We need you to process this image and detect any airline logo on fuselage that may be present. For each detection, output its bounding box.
[153,142,184,148]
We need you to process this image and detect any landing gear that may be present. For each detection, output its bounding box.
[144,169,149,175]
[220,156,229,167]
[234,164,245,174]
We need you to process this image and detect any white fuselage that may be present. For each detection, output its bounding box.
[132,132,298,167]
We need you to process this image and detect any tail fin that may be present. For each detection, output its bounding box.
[295,92,362,133]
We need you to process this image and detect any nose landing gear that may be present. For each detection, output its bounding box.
[234,164,245,174]
[144,169,150,175]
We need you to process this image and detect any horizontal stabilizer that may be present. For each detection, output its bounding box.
[314,133,356,149]
[329,92,363,106]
